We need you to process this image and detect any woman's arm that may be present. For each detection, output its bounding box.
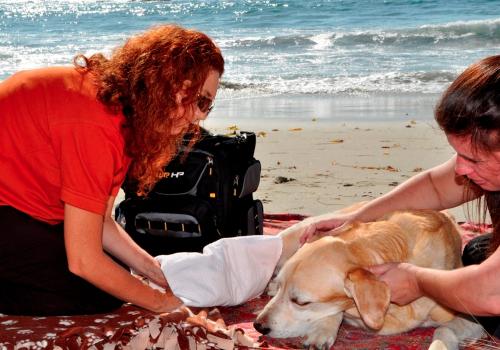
[301,156,481,242]
[416,248,500,316]
[64,201,182,312]
[101,196,168,288]
[370,248,500,316]
[354,155,475,222]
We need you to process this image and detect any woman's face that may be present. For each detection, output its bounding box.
[447,133,500,191]
[171,69,220,135]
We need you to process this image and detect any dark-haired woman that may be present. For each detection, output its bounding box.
[301,55,500,335]
[0,24,224,316]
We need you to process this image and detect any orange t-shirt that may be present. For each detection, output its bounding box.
[0,67,130,224]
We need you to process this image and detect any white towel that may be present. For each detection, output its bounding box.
[156,235,282,307]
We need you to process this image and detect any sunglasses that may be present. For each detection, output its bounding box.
[197,94,215,114]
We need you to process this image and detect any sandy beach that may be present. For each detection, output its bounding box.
[114,94,476,223]
[203,116,469,222]
[115,94,476,224]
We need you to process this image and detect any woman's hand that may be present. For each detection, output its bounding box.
[368,263,423,305]
[299,212,355,244]
[131,272,183,313]
[143,258,169,289]
[158,292,184,313]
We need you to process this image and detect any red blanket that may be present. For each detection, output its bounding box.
[0,215,496,349]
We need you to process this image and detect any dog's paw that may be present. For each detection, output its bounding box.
[303,333,335,350]
[303,315,342,350]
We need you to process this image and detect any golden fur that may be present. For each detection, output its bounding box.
[255,207,483,349]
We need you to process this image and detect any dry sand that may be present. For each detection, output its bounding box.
[115,117,472,223]
[203,118,469,222]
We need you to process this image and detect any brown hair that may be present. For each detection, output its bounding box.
[435,55,500,254]
[74,24,224,195]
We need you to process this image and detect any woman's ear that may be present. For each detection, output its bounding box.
[175,80,192,105]
[175,91,186,105]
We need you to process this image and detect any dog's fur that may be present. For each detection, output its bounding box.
[255,207,484,349]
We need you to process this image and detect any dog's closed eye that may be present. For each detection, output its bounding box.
[291,297,312,306]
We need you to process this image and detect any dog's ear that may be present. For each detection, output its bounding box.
[344,268,390,330]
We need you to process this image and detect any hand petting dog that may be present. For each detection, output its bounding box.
[368,263,423,306]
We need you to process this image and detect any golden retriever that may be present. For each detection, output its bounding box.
[255,208,484,349]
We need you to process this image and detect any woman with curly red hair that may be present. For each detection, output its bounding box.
[0,24,224,315]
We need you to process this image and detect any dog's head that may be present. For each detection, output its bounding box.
[254,236,391,338]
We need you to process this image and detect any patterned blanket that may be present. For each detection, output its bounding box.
[0,214,496,349]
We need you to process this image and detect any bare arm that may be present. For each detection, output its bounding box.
[371,247,500,316]
[301,156,481,242]
[416,258,500,316]
[102,197,168,288]
[355,156,475,221]
[64,201,182,313]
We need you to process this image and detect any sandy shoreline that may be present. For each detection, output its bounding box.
[202,117,470,222]
[115,108,474,223]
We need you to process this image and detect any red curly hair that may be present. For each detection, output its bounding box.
[74,24,224,195]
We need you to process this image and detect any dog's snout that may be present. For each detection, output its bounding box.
[253,321,271,335]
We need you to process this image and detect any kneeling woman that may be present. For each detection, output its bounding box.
[0,24,224,316]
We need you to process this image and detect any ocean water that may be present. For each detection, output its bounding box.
[2,0,500,119]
